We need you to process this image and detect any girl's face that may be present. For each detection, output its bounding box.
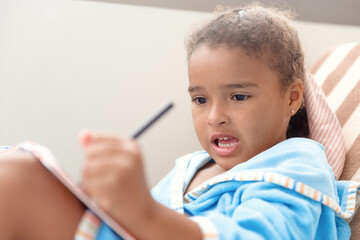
[188,46,298,170]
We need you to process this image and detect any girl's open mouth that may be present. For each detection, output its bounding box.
[211,136,239,156]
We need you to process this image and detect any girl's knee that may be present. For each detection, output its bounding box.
[0,150,43,239]
[0,150,52,220]
[0,149,82,214]
[0,149,75,202]
[0,150,47,190]
[0,149,85,240]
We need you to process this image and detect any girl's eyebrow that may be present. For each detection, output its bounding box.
[188,82,258,93]
[225,82,258,89]
[188,86,202,93]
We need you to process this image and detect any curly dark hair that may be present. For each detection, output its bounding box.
[185,3,309,138]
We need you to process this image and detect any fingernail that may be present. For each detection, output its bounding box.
[79,129,92,147]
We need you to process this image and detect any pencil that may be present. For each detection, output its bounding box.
[131,101,174,139]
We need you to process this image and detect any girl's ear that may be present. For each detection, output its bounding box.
[287,78,303,116]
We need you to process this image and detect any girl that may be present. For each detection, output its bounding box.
[0,4,355,240]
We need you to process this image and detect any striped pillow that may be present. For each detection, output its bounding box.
[304,70,346,179]
[309,42,360,180]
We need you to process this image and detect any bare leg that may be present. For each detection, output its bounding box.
[0,150,86,240]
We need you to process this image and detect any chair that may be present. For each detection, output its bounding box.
[310,42,360,239]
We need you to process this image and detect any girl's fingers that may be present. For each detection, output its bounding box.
[78,129,92,147]
[81,173,113,205]
[83,141,120,160]
[79,130,142,165]
[84,140,138,161]
[79,130,129,147]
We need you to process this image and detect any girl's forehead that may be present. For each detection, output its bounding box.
[189,45,268,69]
[189,46,273,76]
[188,45,283,90]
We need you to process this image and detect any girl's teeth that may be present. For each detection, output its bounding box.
[218,137,232,140]
[218,142,237,147]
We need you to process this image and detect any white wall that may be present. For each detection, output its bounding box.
[1,0,360,187]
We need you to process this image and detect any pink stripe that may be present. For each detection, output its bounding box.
[313,104,336,141]
[332,139,345,165]
[315,111,338,142]
[309,82,328,139]
[328,128,343,154]
[309,105,321,133]
[320,128,339,162]
[311,111,329,140]
[326,130,345,177]
[304,70,346,178]
[307,97,321,138]
[324,117,342,148]
[335,152,345,177]
[331,142,346,175]
[333,157,344,178]
[309,77,323,122]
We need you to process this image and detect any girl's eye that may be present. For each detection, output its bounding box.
[232,94,249,101]
[193,97,207,105]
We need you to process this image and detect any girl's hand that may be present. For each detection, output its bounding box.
[79,130,202,240]
[79,130,154,225]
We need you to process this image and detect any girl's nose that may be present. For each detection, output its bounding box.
[207,104,230,127]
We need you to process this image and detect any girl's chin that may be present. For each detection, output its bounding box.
[210,156,241,170]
